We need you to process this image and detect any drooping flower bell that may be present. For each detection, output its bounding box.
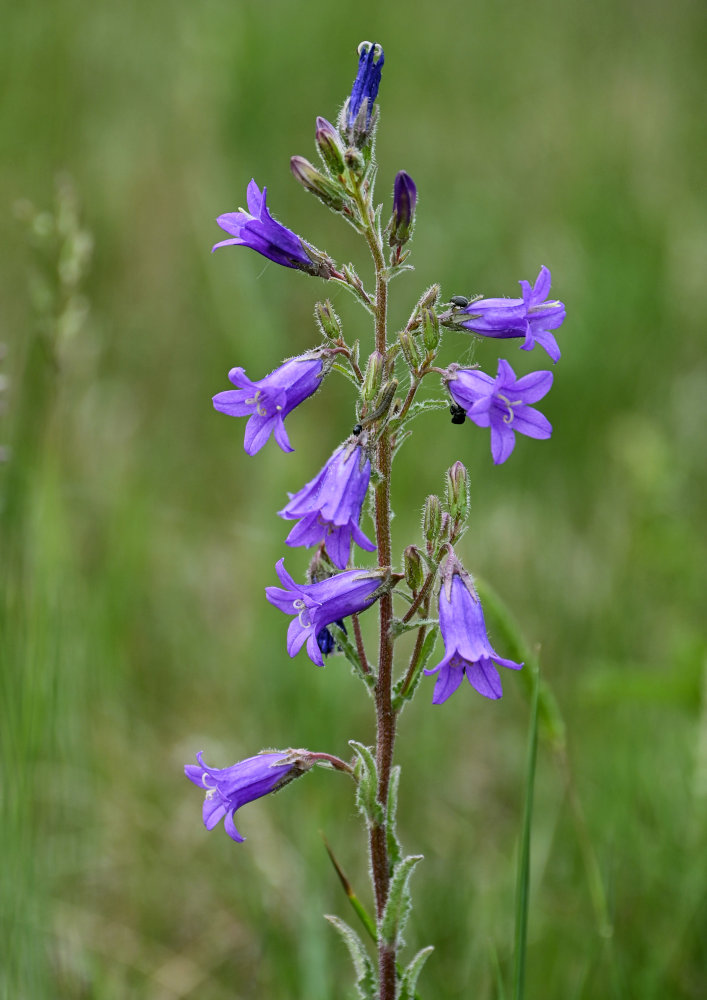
[424,553,523,704]
[184,750,308,842]
[340,41,384,146]
[212,179,332,278]
[389,171,417,247]
[265,559,386,666]
[278,438,375,569]
[444,359,553,465]
[213,352,326,456]
[459,266,565,362]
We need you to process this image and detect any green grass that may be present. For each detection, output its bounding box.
[1,1,706,997]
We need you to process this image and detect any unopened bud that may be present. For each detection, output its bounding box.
[418,284,440,311]
[421,307,440,351]
[315,117,346,175]
[403,545,424,593]
[344,146,365,177]
[362,351,384,402]
[371,379,398,422]
[291,156,347,211]
[445,461,470,522]
[439,512,452,542]
[389,171,417,247]
[398,330,422,371]
[315,300,342,340]
[423,495,442,544]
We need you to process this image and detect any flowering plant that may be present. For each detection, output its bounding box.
[186,39,566,999]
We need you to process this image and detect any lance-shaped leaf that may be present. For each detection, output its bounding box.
[398,946,435,1000]
[385,766,403,869]
[325,915,376,1000]
[378,854,423,948]
[393,626,440,710]
[350,741,384,826]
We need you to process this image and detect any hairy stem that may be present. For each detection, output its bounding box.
[356,177,397,1000]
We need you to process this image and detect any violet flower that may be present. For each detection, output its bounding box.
[460,266,565,362]
[389,171,417,247]
[184,750,303,842]
[342,41,384,140]
[278,441,375,569]
[212,179,331,278]
[266,560,384,666]
[213,352,325,455]
[445,359,553,465]
[425,557,523,704]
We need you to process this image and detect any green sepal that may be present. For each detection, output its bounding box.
[325,915,376,1000]
[330,361,363,389]
[329,623,375,694]
[350,741,384,826]
[398,946,434,1000]
[378,854,423,948]
[385,766,403,869]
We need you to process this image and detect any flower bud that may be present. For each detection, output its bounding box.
[398,330,422,371]
[290,156,347,212]
[423,495,442,544]
[314,299,342,340]
[421,307,440,352]
[344,146,366,177]
[403,545,424,593]
[362,351,384,402]
[389,171,417,247]
[315,117,346,175]
[445,461,470,523]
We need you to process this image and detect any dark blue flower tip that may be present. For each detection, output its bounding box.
[316,619,347,657]
[390,170,417,247]
[347,41,384,131]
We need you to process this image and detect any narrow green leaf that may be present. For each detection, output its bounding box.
[386,766,403,868]
[389,616,439,639]
[512,661,539,1000]
[379,854,423,947]
[350,741,384,826]
[393,626,439,709]
[325,915,376,1000]
[399,946,434,1000]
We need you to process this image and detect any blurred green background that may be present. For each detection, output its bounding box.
[1,0,706,997]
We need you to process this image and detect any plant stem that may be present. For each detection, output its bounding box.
[356,176,397,1000]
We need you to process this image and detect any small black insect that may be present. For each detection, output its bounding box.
[450,403,466,425]
[352,423,363,436]
[450,295,470,308]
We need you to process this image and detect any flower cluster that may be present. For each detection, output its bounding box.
[188,40,564,939]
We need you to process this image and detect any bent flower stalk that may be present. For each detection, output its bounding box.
[187,39,565,1000]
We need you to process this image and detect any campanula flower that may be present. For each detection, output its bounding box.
[424,556,522,704]
[213,352,325,456]
[389,171,417,247]
[341,41,384,143]
[184,751,305,842]
[212,179,331,277]
[444,359,553,465]
[278,440,375,569]
[460,266,565,362]
[265,560,385,666]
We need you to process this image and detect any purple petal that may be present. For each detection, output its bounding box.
[287,617,310,657]
[228,367,256,390]
[212,389,253,417]
[350,521,376,552]
[465,658,503,699]
[272,417,294,453]
[530,265,552,303]
[275,558,299,591]
[184,764,205,787]
[324,525,351,570]
[243,415,276,455]
[203,796,227,830]
[525,328,561,362]
[513,370,553,403]
[223,810,246,843]
[431,662,464,704]
[512,405,552,440]
[246,179,264,216]
[490,420,516,465]
[306,631,325,666]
